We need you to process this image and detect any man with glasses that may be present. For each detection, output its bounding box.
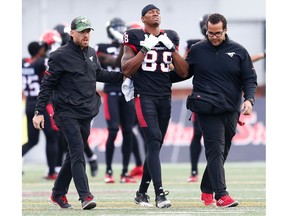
[185,13,257,208]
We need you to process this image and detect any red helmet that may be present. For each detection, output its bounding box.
[127,21,144,30]
[40,30,62,53]
[40,30,62,45]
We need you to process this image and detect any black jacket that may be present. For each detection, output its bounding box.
[35,38,123,119]
[172,35,257,112]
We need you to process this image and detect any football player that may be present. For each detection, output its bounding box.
[22,40,58,180]
[121,4,188,208]
[95,17,136,183]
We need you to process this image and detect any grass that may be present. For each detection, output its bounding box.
[22,162,265,216]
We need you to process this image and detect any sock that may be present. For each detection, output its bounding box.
[88,154,97,161]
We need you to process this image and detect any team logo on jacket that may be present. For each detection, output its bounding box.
[226,52,236,57]
[89,56,93,62]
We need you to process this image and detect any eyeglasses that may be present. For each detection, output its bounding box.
[206,31,225,37]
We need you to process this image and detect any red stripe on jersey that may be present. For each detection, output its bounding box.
[175,45,179,51]
[96,51,104,56]
[135,97,148,127]
[103,93,110,120]
[25,58,32,63]
[124,43,138,53]
[44,70,52,76]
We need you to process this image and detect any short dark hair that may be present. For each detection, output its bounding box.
[207,13,227,30]
[28,41,46,57]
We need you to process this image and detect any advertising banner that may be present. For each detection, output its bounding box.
[88,97,266,163]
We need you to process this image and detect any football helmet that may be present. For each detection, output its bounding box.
[40,30,62,54]
[127,21,144,30]
[199,14,210,36]
[106,18,127,41]
[53,24,70,45]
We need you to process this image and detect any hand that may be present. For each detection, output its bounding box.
[142,34,159,51]
[158,33,175,52]
[240,100,253,115]
[33,115,45,129]
[108,27,123,43]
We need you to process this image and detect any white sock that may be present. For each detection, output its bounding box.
[88,154,97,161]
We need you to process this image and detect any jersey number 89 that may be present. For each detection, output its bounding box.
[142,50,172,72]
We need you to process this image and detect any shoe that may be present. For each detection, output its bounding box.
[155,191,171,208]
[104,174,115,183]
[134,191,153,207]
[201,193,216,206]
[89,159,98,177]
[50,194,72,209]
[133,174,143,179]
[216,195,239,208]
[120,174,137,183]
[129,165,143,177]
[44,173,58,180]
[82,195,97,210]
[187,175,198,182]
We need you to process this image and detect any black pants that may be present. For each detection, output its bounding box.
[135,95,171,196]
[22,100,58,175]
[55,130,95,167]
[52,116,93,201]
[190,113,202,175]
[197,112,239,200]
[103,92,135,175]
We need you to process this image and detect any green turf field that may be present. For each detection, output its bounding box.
[22,162,265,215]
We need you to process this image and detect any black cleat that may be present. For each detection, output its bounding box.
[134,191,153,207]
[82,195,97,210]
[50,194,72,209]
[155,191,171,208]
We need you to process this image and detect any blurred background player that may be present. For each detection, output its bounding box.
[46,24,99,177]
[184,14,209,183]
[39,29,62,56]
[251,51,265,62]
[53,23,70,46]
[95,18,136,183]
[126,21,146,179]
[22,40,58,179]
[129,119,146,178]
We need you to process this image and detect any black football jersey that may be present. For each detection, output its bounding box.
[22,57,48,100]
[123,28,180,97]
[95,43,122,92]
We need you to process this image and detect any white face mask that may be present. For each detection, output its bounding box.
[47,42,62,55]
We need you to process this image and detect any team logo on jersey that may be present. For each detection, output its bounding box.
[89,56,94,62]
[226,52,236,57]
